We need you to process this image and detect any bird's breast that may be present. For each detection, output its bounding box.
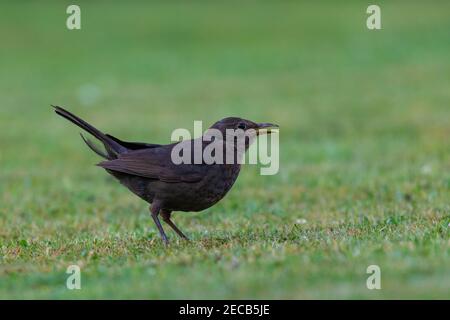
[164,164,241,212]
[201,164,241,203]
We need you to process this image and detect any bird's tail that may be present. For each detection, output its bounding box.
[53,105,126,159]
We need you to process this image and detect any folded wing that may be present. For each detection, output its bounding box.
[97,145,204,183]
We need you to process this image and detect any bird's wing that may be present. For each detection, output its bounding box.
[97,145,204,183]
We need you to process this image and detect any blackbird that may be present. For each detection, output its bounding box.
[53,106,278,245]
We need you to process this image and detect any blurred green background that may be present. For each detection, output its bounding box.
[0,1,449,299]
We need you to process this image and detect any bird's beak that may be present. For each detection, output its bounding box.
[256,123,279,135]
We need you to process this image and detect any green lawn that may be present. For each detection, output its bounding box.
[0,1,449,299]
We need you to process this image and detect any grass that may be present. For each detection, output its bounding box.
[0,1,449,299]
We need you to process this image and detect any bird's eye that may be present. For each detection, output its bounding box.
[237,122,246,130]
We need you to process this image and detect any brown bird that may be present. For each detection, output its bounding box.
[53,106,278,245]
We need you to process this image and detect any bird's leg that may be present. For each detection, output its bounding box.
[150,202,169,245]
[161,210,189,240]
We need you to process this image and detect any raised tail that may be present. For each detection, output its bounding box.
[53,105,126,159]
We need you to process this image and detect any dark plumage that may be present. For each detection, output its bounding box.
[53,106,278,245]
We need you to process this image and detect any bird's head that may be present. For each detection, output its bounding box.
[206,117,278,149]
